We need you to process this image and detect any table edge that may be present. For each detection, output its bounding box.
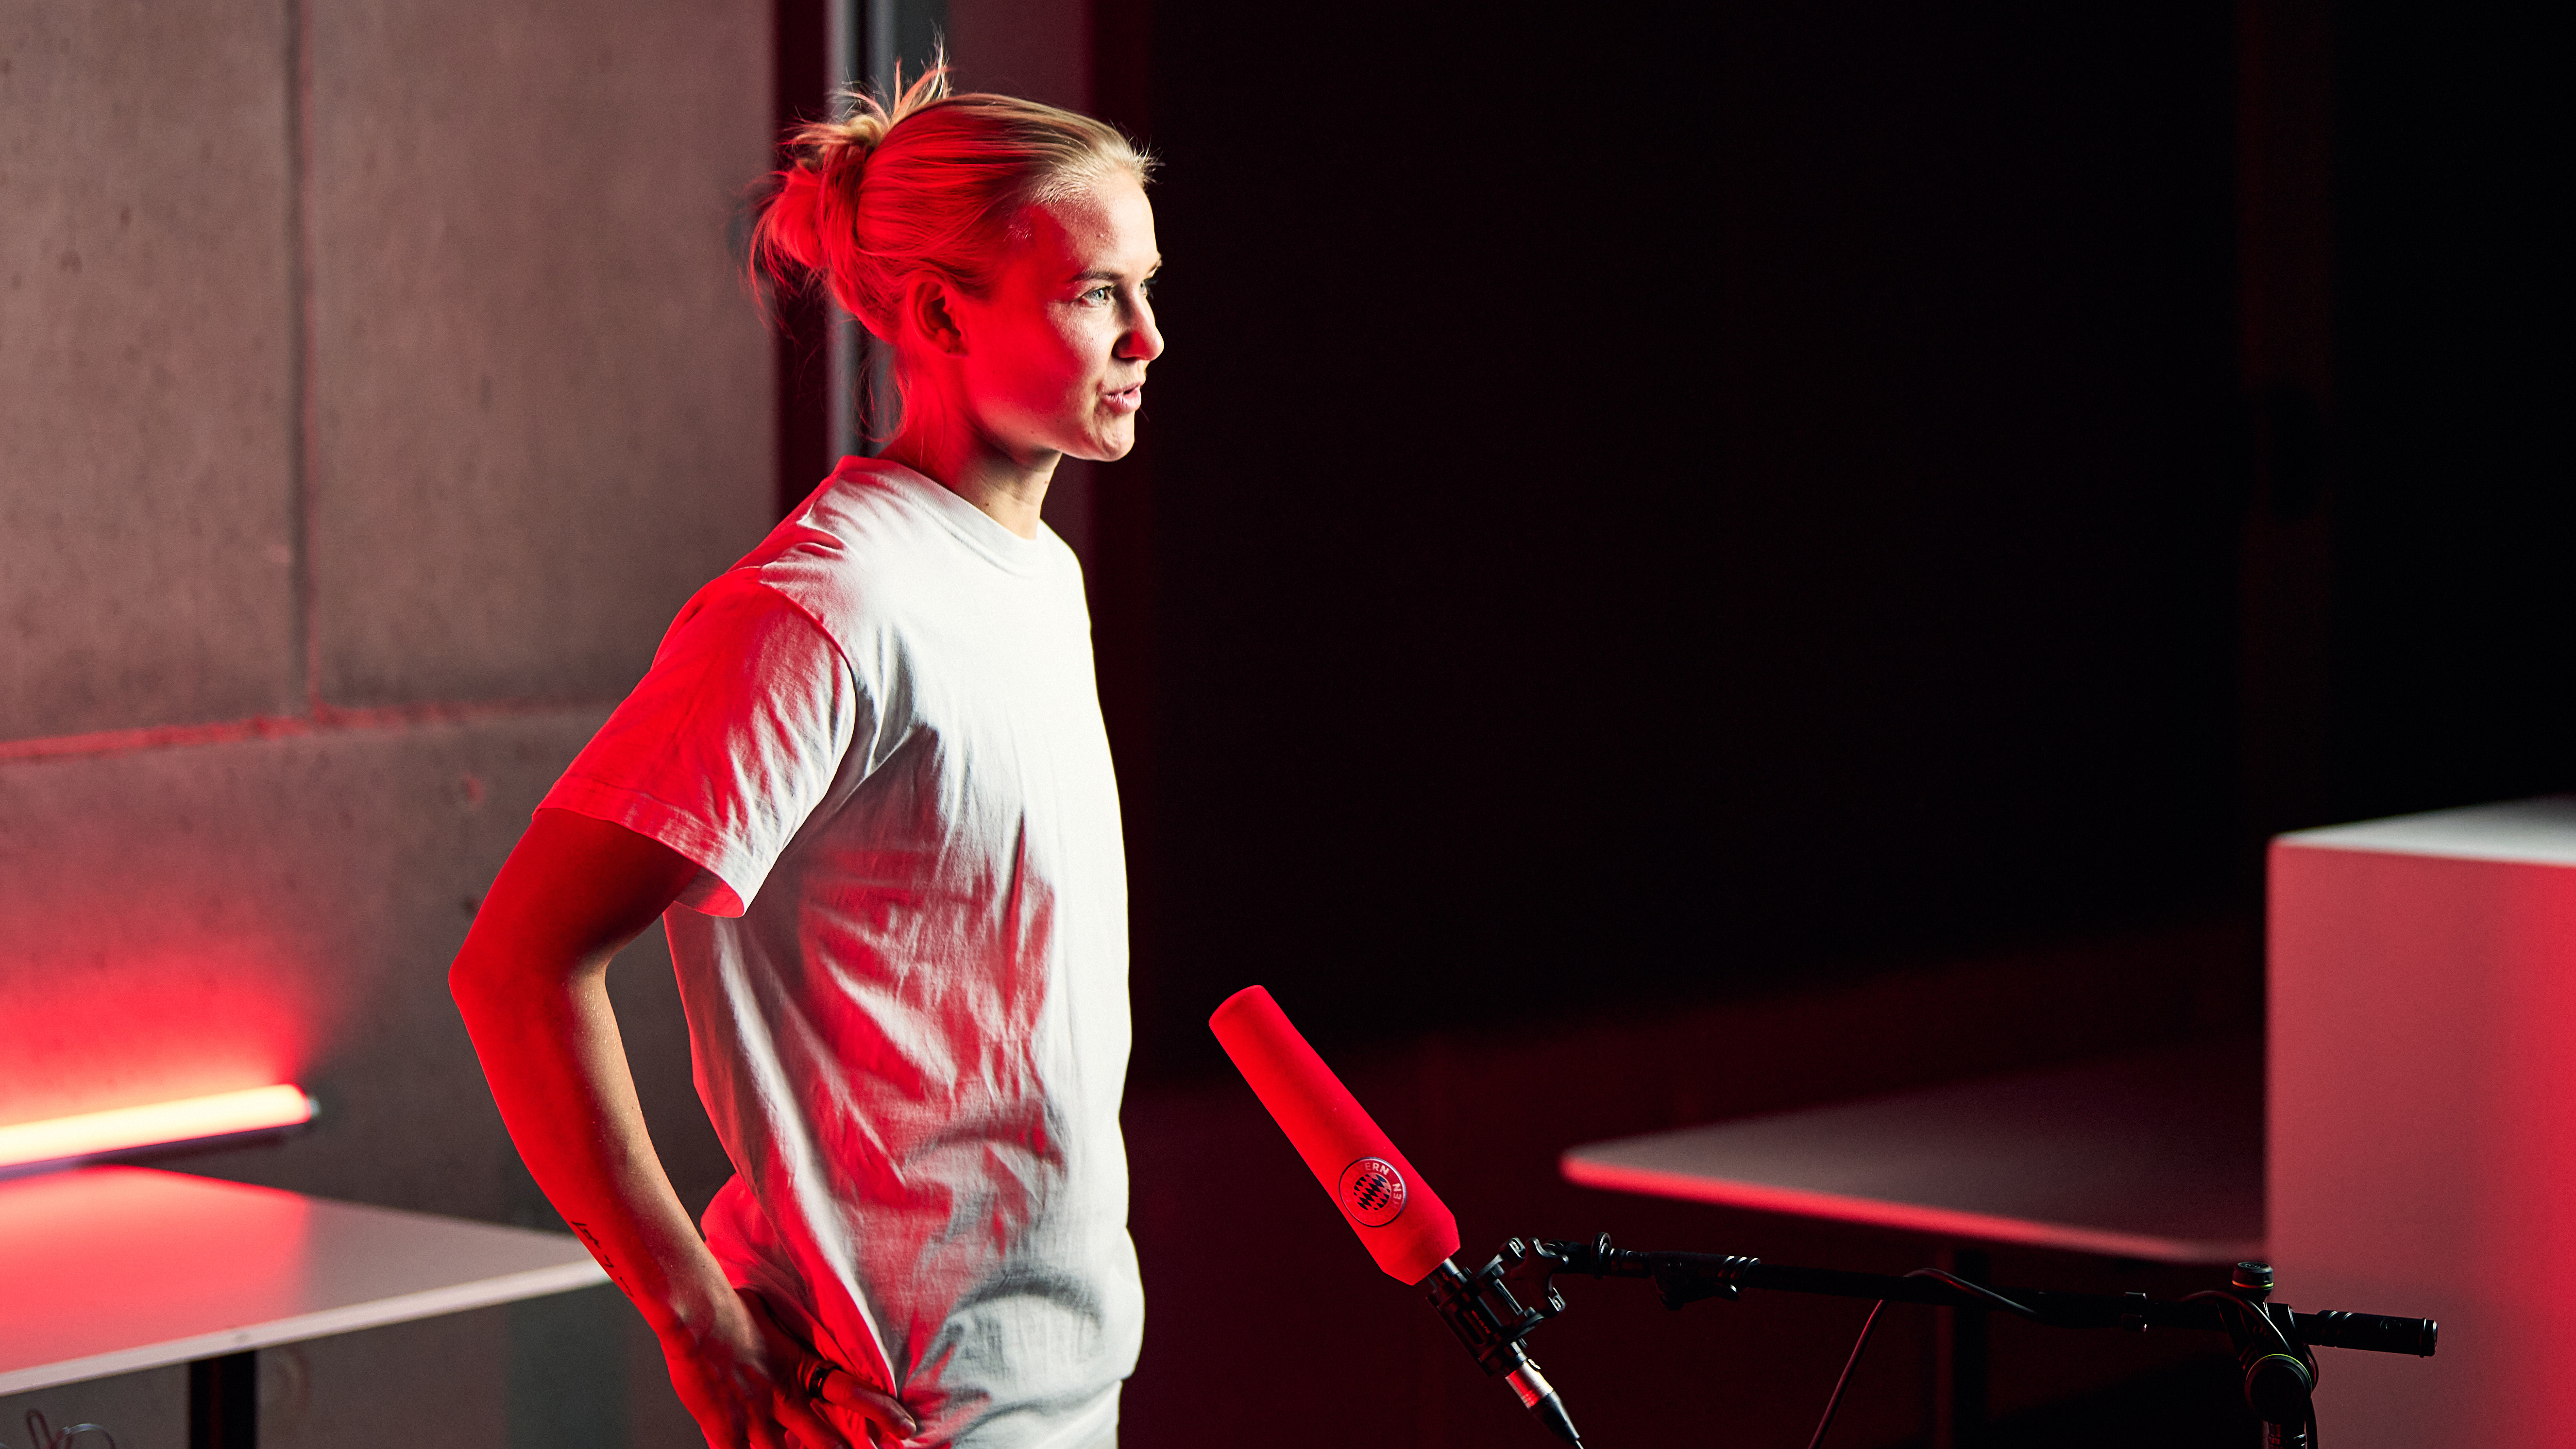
[1562,1154,2263,1265]
[0,1259,609,1394]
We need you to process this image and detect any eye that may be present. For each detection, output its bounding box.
[1083,285,1115,304]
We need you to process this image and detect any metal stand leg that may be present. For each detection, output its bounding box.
[1932,1247,1989,1449]
[188,1350,256,1449]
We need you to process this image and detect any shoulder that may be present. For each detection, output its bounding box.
[730,461,957,638]
[747,460,949,572]
[648,570,847,694]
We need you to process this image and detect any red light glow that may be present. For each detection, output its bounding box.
[0,1085,315,1171]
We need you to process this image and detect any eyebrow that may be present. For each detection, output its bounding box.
[1071,260,1165,283]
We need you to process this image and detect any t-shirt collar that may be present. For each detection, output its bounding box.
[831,455,1052,577]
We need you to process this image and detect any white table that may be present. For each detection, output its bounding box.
[1562,1040,2264,1264]
[0,1165,607,1447]
[1561,1041,2263,1444]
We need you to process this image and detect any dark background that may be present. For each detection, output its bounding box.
[2329,0,2572,821]
[1089,0,2569,1074]
[1068,0,2570,1444]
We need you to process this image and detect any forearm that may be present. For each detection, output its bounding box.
[452,948,734,1337]
[449,813,906,1447]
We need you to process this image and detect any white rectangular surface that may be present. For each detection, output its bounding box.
[2277,794,2576,867]
[1563,1041,2263,1263]
[0,1166,606,1393]
[2271,799,2576,1445]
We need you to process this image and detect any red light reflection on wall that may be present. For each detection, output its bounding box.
[0,941,327,1129]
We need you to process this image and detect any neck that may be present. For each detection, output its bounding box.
[878,414,1057,541]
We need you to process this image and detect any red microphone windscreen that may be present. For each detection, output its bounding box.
[1209,985,1461,1284]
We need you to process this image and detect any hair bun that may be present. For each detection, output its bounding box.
[759,163,828,274]
[760,95,902,283]
[798,111,891,185]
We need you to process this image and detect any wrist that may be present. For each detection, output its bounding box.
[643,1261,747,1341]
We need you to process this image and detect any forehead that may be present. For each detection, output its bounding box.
[1016,174,1159,275]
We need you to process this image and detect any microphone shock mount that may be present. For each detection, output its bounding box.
[1424,1240,1590,1447]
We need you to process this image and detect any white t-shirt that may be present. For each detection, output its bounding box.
[541,457,1141,1449]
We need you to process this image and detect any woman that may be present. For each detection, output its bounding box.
[450,69,1162,1449]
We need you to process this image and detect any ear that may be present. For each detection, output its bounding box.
[902,274,968,356]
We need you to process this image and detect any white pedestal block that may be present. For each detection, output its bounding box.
[2271,797,2576,1445]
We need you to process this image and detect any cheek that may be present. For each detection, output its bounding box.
[982,319,1093,398]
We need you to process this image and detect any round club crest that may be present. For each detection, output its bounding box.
[1338,1157,1407,1227]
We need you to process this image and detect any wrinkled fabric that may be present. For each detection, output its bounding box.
[542,458,1139,1448]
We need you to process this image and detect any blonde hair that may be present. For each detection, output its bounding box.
[751,64,1155,343]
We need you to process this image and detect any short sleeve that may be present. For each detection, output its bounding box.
[540,573,863,916]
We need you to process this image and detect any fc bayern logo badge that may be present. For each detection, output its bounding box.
[1339,1157,1407,1226]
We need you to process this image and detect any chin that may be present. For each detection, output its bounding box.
[1072,424,1136,463]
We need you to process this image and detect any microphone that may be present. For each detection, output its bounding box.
[1209,985,1585,1446]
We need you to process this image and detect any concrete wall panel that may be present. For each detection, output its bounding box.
[305,0,775,708]
[0,710,733,1230]
[0,1,299,739]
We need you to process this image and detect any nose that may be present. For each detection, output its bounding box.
[1120,296,1165,365]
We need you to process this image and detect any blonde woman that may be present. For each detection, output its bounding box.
[451,70,1162,1449]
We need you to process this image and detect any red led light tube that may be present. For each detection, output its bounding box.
[0,1086,316,1171]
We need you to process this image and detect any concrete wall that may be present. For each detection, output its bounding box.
[0,0,773,1442]
[1,2,301,738]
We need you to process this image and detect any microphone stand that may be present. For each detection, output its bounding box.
[1425,1233,2438,1448]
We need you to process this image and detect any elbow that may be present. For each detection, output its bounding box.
[448,915,592,1025]
[448,924,510,1018]
[448,946,488,1016]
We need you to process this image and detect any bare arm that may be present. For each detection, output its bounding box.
[450,808,915,1449]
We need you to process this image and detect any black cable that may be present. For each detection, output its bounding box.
[1806,1264,2037,1448]
[1804,1298,1886,1449]
[20,1413,122,1449]
[1907,1267,2040,1319]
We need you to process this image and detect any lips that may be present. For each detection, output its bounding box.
[1103,383,1145,415]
